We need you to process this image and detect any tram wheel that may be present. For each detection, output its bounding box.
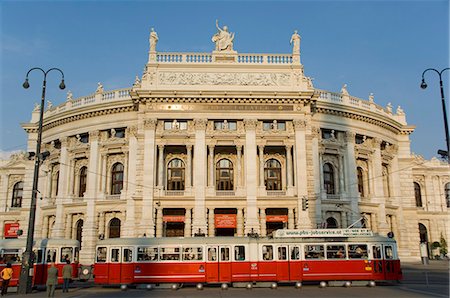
[319,281,327,288]
[221,283,228,290]
[295,281,302,288]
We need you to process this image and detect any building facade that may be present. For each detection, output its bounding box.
[1,26,449,264]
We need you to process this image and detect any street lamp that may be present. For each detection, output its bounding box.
[420,68,450,164]
[18,68,65,294]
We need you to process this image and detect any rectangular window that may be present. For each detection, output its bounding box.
[137,247,158,261]
[111,248,120,263]
[234,245,245,261]
[34,249,43,264]
[262,245,273,260]
[290,246,300,260]
[161,247,181,261]
[304,245,324,259]
[208,247,217,261]
[326,245,346,259]
[183,247,203,261]
[1,249,22,263]
[348,244,368,259]
[60,247,73,263]
[46,249,57,263]
[123,248,133,262]
[372,245,382,259]
[384,246,394,259]
[278,246,287,260]
[220,247,230,261]
[96,247,107,263]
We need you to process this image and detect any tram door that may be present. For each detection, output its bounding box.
[383,244,397,280]
[120,247,134,284]
[109,247,121,284]
[206,246,231,283]
[277,246,289,281]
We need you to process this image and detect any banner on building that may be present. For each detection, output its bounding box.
[163,216,185,222]
[4,223,19,238]
[274,228,374,238]
[266,215,288,223]
[215,214,237,228]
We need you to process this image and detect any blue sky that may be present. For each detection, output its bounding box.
[0,0,449,159]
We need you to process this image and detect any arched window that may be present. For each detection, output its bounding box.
[11,181,23,208]
[167,158,185,190]
[414,182,422,207]
[357,167,365,197]
[418,223,428,243]
[323,163,335,194]
[111,163,124,195]
[265,159,282,190]
[79,166,87,197]
[53,171,60,197]
[216,159,234,190]
[382,165,390,197]
[75,219,84,245]
[326,217,338,228]
[445,183,450,208]
[109,218,121,238]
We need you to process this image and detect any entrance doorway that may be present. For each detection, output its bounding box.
[163,208,185,237]
[265,208,288,235]
[266,222,284,235]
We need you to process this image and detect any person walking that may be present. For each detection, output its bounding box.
[62,260,72,293]
[46,262,58,297]
[0,263,13,296]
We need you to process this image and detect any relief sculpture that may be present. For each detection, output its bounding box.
[159,72,291,86]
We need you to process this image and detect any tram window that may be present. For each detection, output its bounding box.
[137,247,158,261]
[1,249,21,263]
[278,247,287,260]
[111,248,120,263]
[46,249,57,263]
[123,248,133,262]
[384,246,394,259]
[96,247,107,263]
[372,245,382,259]
[290,246,300,260]
[33,249,43,263]
[183,247,203,261]
[262,245,274,260]
[161,247,181,261]
[305,245,324,259]
[220,247,230,261]
[327,245,346,259]
[234,246,245,261]
[60,247,73,263]
[74,247,79,262]
[348,244,368,259]
[208,248,217,261]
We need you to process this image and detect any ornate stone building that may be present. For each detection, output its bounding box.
[1,25,449,264]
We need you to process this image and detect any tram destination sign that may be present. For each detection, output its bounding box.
[274,229,374,238]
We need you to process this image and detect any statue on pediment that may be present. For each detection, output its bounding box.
[149,28,158,52]
[290,30,301,55]
[212,20,235,51]
[96,82,104,94]
[341,84,349,96]
[67,91,73,101]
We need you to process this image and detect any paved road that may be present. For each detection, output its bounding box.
[4,260,448,298]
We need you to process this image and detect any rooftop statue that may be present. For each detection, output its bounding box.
[290,30,301,55]
[149,28,158,52]
[212,19,235,52]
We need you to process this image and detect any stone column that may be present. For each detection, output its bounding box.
[186,145,192,189]
[258,145,265,188]
[123,126,137,237]
[157,145,164,189]
[244,119,260,234]
[192,119,208,234]
[390,152,408,254]
[311,126,322,227]
[141,119,157,237]
[42,216,49,239]
[294,120,312,228]
[344,131,360,226]
[80,130,100,264]
[98,212,105,237]
[208,145,214,188]
[237,208,244,237]
[260,208,267,237]
[236,145,242,187]
[184,208,192,237]
[286,145,293,189]
[156,207,163,237]
[0,174,8,212]
[52,137,69,238]
[288,208,295,229]
[371,138,388,233]
[64,213,72,239]
[208,208,215,236]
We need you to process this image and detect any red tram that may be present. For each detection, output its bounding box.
[0,238,80,287]
[94,229,402,287]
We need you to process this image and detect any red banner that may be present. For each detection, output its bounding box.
[266,215,288,223]
[4,223,19,238]
[163,215,185,222]
[215,214,237,228]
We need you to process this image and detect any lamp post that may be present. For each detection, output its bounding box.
[18,68,65,294]
[421,68,450,164]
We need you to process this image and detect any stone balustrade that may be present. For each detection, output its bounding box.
[156,52,293,64]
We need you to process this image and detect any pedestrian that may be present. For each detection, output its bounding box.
[1,263,13,296]
[62,259,73,293]
[46,262,58,297]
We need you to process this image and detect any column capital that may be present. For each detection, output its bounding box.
[144,118,157,130]
[372,137,382,148]
[194,118,208,130]
[158,144,165,150]
[208,144,215,151]
[186,144,193,151]
[311,126,321,139]
[89,130,100,142]
[126,125,138,137]
[293,119,308,130]
[243,119,258,130]
[344,131,356,143]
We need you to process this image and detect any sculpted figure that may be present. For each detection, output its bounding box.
[341,84,349,96]
[96,82,104,93]
[290,30,301,55]
[67,91,73,101]
[212,20,234,51]
[149,28,158,52]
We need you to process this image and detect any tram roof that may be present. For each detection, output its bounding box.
[0,238,79,249]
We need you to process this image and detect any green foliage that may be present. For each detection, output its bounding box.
[431,241,441,248]
[440,233,448,256]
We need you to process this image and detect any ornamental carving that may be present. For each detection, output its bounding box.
[89,130,100,142]
[344,131,356,143]
[7,175,23,191]
[243,119,258,130]
[194,119,208,130]
[144,118,157,130]
[158,72,291,86]
[127,126,138,137]
[293,119,307,130]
